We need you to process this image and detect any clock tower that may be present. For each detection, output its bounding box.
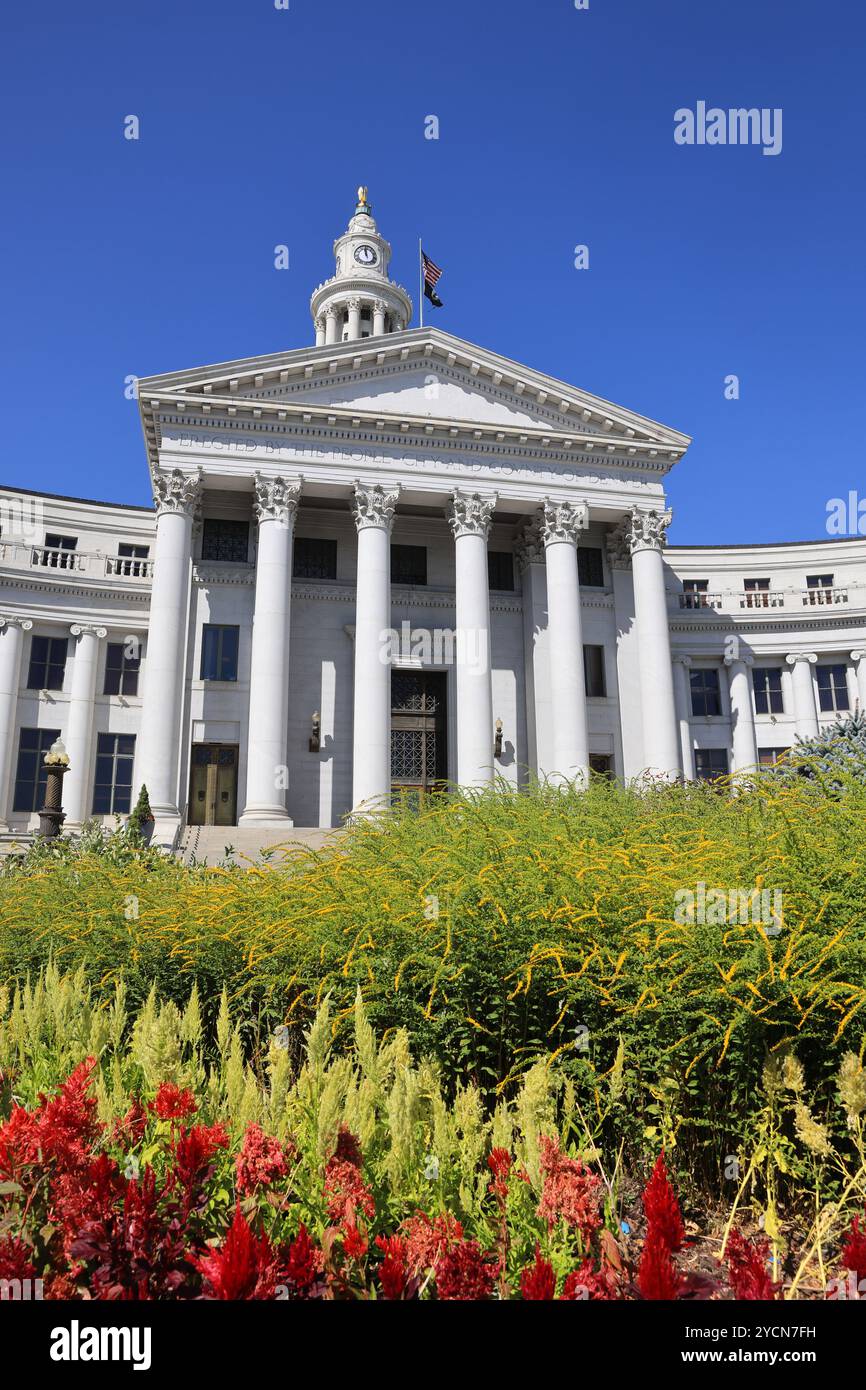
[310,187,413,345]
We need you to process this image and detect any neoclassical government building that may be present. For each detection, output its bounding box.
[1,189,864,848]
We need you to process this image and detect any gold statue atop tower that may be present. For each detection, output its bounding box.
[355,185,371,214]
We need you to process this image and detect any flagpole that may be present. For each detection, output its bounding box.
[419,237,424,329]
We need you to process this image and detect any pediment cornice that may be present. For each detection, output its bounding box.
[138,327,691,477]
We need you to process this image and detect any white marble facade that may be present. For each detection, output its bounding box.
[1,190,864,843]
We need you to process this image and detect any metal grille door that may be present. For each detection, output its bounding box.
[390,671,447,797]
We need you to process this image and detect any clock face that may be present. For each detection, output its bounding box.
[354,243,378,267]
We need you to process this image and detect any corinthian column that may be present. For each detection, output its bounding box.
[539,498,590,787]
[672,654,695,780]
[725,653,759,774]
[850,651,866,712]
[64,624,107,825]
[448,490,496,789]
[0,617,32,827]
[625,507,680,780]
[137,468,202,829]
[516,522,552,780]
[786,652,819,738]
[351,482,399,813]
[240,474,302,825]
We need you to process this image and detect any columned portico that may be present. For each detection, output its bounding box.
[448,491,496,789]
[786,652,819,738]
[625,507,680,779]
[137,468,201,828]
[539,499,590,787]
[672,655,695,780]
[240,474,301,825]
[64,623,107,825]
[725,654,759,774]
[351,482,399,813]
[0,616,32,828]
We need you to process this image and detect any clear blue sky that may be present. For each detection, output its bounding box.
[1,0,863,543]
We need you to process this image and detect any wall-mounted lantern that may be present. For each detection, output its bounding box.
[494,718,503,760]
[309,711,321,753]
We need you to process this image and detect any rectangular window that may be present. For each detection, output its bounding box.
[92,733,136,815]
[589,753,613,778]
[26,635,68,691]
[487,550,515,592]
[805,574,836,606]
[293,537,337,580]
[806,574,833,588]
[116,543,150,577]
[577,547,605,588]
[391,544,427,587]
[104,641,140,697]
[695,748,729,782]
[743,577,771,609]
[682,579,710,609]
[816,663,850,713]
[12,727,60,812]
[201,519,249,564]
[690,667,722,717]
[758,747,790,767]
[200,626,239,682]
[752,667,784,715]
[41,533,78,570]
[584,644,606,698]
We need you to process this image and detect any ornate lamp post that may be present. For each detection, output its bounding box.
[38,737,70,838]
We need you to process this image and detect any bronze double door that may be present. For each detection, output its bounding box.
[188,743,238,826]
[390,671,448,800]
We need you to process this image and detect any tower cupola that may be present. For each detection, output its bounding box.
[310,187,413,345]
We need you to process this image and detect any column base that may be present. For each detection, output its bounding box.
[239,807,295,828]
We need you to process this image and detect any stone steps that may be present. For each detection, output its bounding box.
[177,824,340,866]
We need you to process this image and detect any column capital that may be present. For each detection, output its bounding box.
[253,473,302,526]
[372,297,387,314]
[724,652,753,668]
[351,481,400,533]
[0,615,33,632]
[314,313,326,332]
[625,505,672,555]
[447,490,497,540]
[851,650,866,663]
[346,296,362,313]
[70,623,107,640]
[672,653,693,667]
[786,651,818,666]
[539,498,589,546]
[514,520,544,572]
[152,467,203,518]
[325,303,340,320]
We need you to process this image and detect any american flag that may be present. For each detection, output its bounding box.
[421,249,444,307]
[422,251,443,290]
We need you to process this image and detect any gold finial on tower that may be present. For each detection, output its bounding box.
[355,185,371,213]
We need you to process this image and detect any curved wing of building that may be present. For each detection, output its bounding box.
[1,191,864,847]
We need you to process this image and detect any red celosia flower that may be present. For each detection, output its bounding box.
[149,1083,198,1123]
[172,1123,229,1192]
[0,1105,40,1179]
[0,1235,37,1281]
[520,1245,557,1300]
[536,1135,602,1244]
[561,1260,617,1300]
[52,1151,125,1261]
[235,1124,290,1196]
[323,1130,375,1228]
[401,1211,463,1275]
[376,1234,410,1300]
[637,1230,685,1301]
[725,1230,780,1300]
[281,1223,323,1296]
[435,1239,497,1301]
[111,1097,149,1148]
[193,1206,281,1300]
[342,1223,368,1261]
[642,1151,685,1253]
[841,1215,866,1283]
[487,1147,512,1203]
